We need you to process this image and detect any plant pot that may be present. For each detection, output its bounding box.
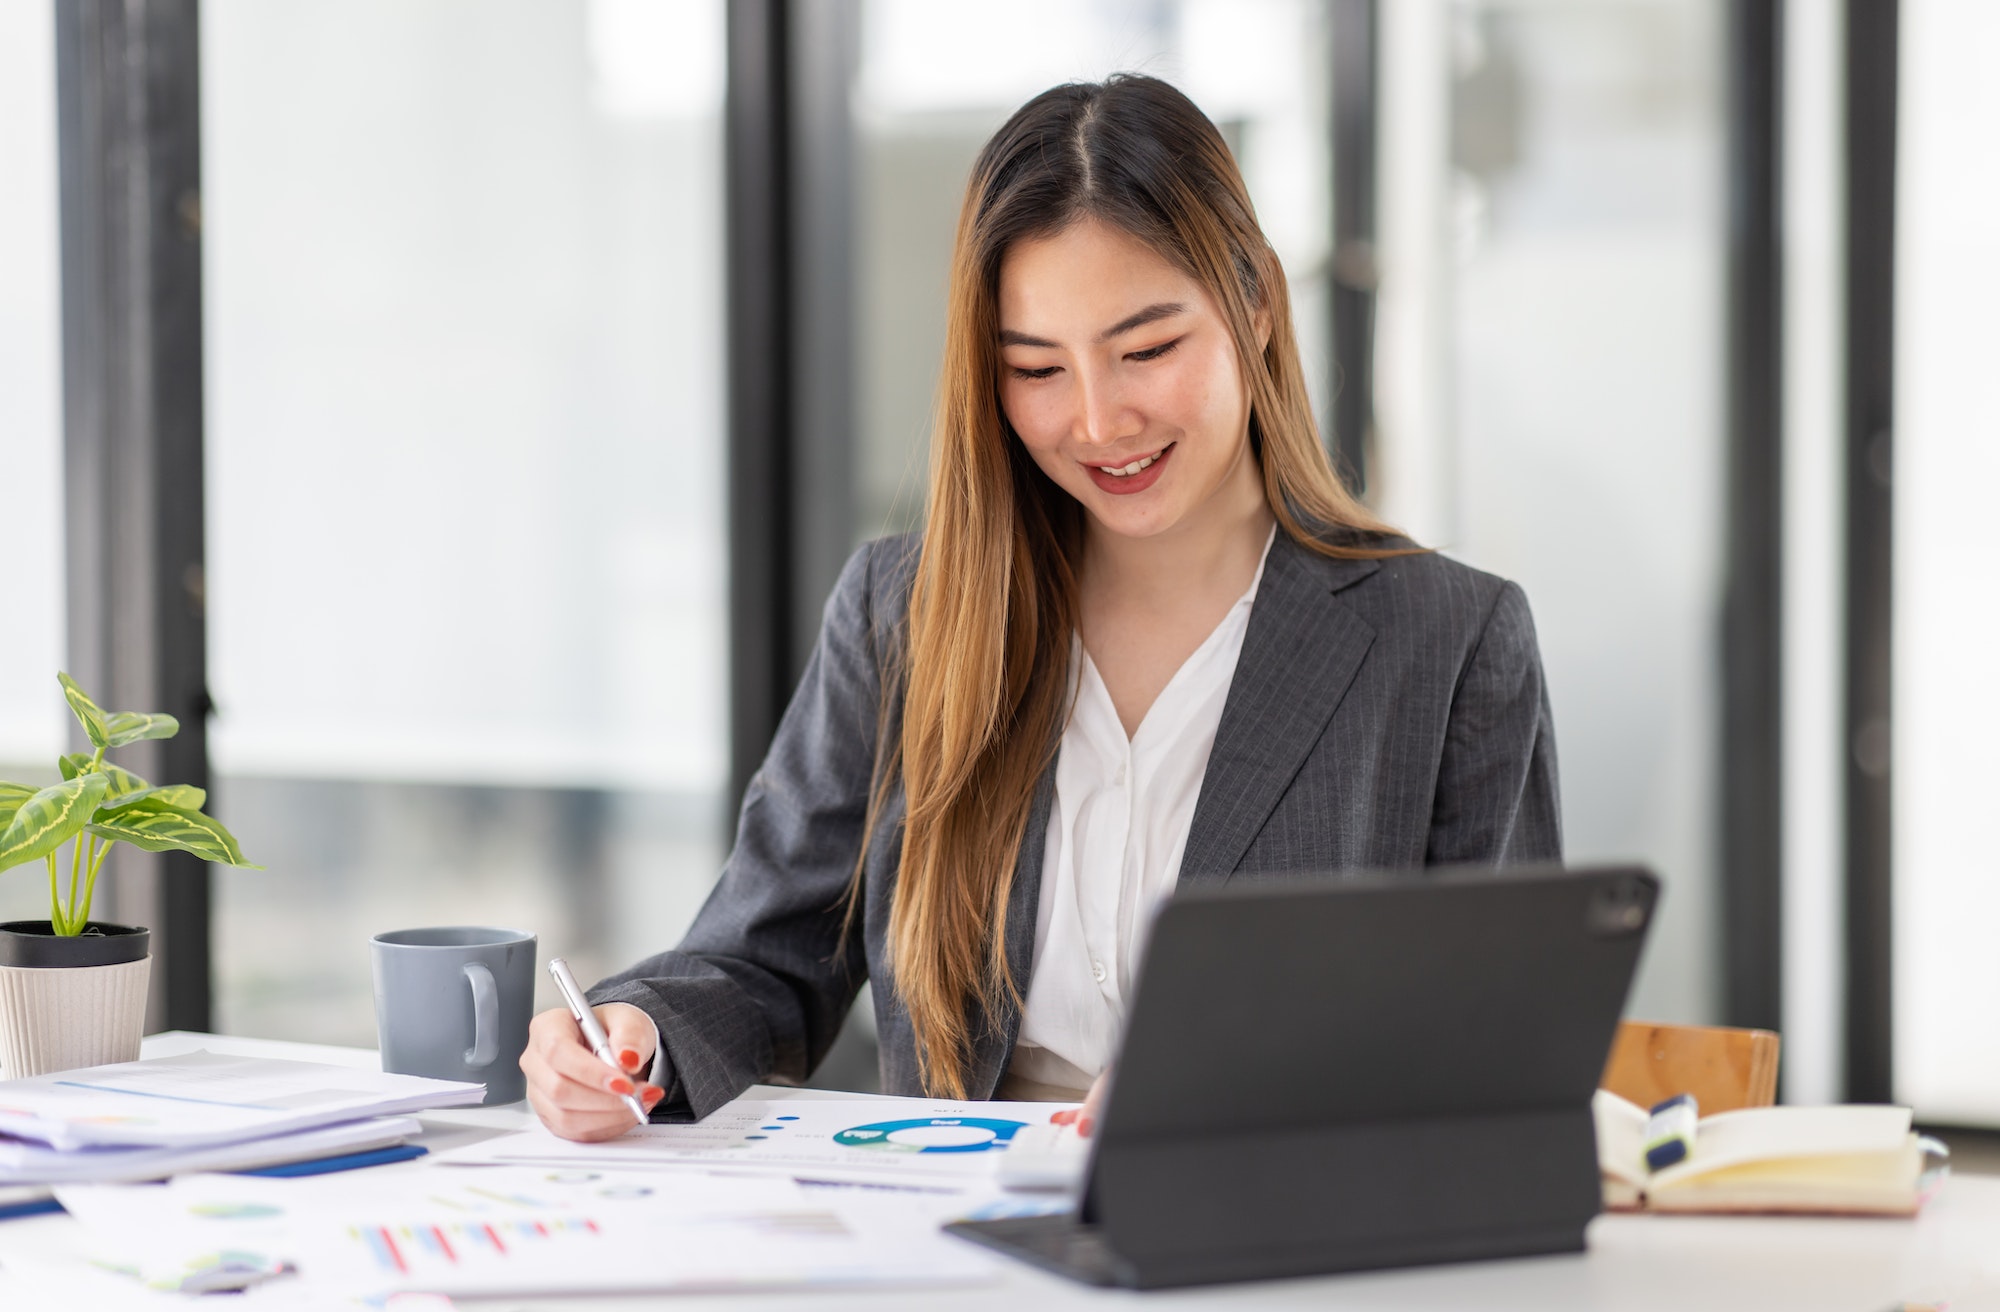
[0,921,151,1079]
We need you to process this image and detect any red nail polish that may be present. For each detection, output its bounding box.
[1078,1116,1095,1136]
[611,1078,632,1095]
[619,1049,640,1069]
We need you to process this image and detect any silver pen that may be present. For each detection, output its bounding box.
[547,956,648,1127]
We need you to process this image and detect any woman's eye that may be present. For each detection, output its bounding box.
[1011,365,1060,381]
[1128,338,1182,363]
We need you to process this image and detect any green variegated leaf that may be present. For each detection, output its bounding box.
[99,784,207,814]
[60,754,149,798]
[0,774,110,872]
[87,796,259,869]
[58,672,109,749]
[101,710,180,748]
[0,782,37,835]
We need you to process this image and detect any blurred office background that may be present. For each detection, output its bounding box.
[1,1,1993,1128]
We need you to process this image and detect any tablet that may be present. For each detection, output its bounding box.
[948,863,1659,1288]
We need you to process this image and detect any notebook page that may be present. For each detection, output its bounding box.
[1651,1104,1912,1188]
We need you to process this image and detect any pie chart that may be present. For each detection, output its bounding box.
[831,1116,1028,1153]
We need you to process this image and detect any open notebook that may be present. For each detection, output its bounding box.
[1594,1090,1950,1215]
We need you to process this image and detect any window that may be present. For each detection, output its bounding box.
[1892,0,2000,1124]
[1377,0,1728,1022]
[201,0,730,1042]
[0,0,67,926]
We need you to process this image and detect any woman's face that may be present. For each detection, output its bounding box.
[996,218,1264,543]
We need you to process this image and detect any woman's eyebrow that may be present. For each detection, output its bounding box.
[1096,301,1185,342]
[996,301,1187,350]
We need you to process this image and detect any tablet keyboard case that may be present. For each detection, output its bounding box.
[948,864,1658,1288]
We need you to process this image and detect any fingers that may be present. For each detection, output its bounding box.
[1050,1067,1110,1135]
[525,1082,649,1142]
[1076,1067,1109,1138]
[519,1006,666,1142]
[596,1002,658,1075]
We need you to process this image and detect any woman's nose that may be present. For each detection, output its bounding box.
[1074,368,1137,448]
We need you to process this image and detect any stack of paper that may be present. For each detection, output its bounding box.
[45,1166,996,1298]
[0,1050,483,1187]
[0,1116,422,1186]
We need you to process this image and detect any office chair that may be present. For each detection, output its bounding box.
[1600,1021,1780,1113]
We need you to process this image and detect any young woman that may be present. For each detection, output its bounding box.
[521,74,1560,1140]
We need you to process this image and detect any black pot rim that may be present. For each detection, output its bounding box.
[0,920,151,969]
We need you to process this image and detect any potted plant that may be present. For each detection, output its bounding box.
[0,673,258,1078]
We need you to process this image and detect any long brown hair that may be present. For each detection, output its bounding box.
[873,74,1401,1096]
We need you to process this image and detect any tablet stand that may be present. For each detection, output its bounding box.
[1077,1104,1600,1288]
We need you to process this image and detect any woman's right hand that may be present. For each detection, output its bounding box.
[520,1002,668,1141]
[1051,1067,1109,1137]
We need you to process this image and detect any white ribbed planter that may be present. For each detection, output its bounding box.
[0,957,150,1079]
[0,923,152,1080]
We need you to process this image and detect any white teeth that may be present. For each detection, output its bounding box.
[1098,453,1158,477]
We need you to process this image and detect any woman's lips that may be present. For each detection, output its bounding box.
[1083,442,1175,496]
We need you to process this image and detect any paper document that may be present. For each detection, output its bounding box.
[1660,1103,1912,1178]
[0,1050,482,1151]
[440,1097,1075,1185]
[54,1166,995,1298]
[0,1115,421,1187]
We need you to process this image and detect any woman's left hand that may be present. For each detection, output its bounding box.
[1050,1067,1109,1137]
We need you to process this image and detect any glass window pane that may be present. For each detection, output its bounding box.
[1893,0,2000,1124]
[203,0,729,1043]
[0,1,68,927]
[1378,0,1727,1022]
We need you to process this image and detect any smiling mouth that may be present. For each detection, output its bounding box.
[1093,444,1173,477]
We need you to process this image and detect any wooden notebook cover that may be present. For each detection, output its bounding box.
[1600,1021,1780,1114]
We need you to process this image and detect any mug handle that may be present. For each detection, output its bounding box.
[462,962,499,1067]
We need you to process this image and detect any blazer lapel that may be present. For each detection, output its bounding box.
[1178,535,1378,884]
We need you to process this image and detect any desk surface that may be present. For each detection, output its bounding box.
[0,1032,1992,1311]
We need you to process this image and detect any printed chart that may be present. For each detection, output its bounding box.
[833,1117,1028,1153]
[55,1165,993,1297]
[352,1214,601,1280]
[446,1098,1072,1183]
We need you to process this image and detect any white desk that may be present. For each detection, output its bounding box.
[1,1032,1993,1311]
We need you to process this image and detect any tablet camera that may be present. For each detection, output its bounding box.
[1587,878,1653,939]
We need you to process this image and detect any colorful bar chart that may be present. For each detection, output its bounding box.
[351,1215,602,1277]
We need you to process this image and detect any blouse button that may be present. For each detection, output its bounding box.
[1091,959,1108,984]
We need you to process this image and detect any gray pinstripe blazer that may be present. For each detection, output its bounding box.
[590,530,1561,1117]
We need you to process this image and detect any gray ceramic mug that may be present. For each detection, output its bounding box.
[371,926,536,1105]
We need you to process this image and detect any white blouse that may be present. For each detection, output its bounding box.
[1004,530,1274,1099]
